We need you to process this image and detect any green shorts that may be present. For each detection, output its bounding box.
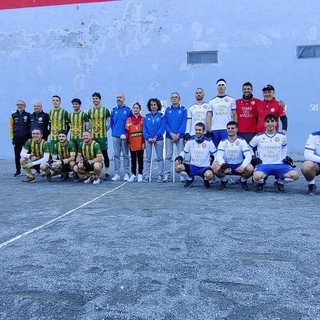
[94,137,107,150]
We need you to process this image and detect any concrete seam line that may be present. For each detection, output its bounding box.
[0,183,127,250]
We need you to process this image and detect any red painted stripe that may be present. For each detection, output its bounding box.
[0,0,117,10]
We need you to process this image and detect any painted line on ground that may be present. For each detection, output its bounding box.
[0,182,127,249]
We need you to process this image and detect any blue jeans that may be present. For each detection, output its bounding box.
[144,140,164,178]
[112,136,129,175]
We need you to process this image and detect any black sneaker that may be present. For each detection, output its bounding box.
[184,178,195,188]
[219,181,227,190]
[256,182,265,193]
[203,180,210,189]
[73,174,80,183]
[14,171,21,177]
[60,173,69,182]
[308,184,317,195]
[240,180,249,191]
[104,173,110,181]
[273,181,285,193]
[46,173,52,182]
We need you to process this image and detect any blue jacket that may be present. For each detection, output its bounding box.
[164,105,187,139]
[143,112,165,141]
[110,105,132,137]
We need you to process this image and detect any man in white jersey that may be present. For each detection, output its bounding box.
[175,122,216,189]
[301,131,320,195]
[184,88,212,141]
[212,121,253,191]
[249,114,299,193]
[207,79,237,147]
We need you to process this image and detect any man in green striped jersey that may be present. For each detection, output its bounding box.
[20,128,51,182]
[68,98,89,152]
[49,95,69,152]
[73,130,103,184]
[42,130,76,182]
[87,92,111,180]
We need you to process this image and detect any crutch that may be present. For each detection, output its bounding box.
[149,142,155,182]
[172,142,177,183]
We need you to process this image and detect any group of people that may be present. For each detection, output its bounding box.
[8,79,320,195]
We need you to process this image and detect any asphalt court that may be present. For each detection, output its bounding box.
[0,159,320,320]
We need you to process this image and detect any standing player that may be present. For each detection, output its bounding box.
[207,79,237,147]
[142,98,165,182]
[249,114,299,192]
[256,84,287,134]
[73,131,103,185]
[212,121,253,191]
[175,122,216,189]
[236,82,260,143]
[49,95,69,152]
[125,102,145,182]
[68,98,89,152]
[163,92,187,182]
[110,92,132,181]
[87,92,111,180]
[41,130,76,182]
[301,131,320,195]
[20,128,51,182]
[185,88,212,140]
[9,99,31,177]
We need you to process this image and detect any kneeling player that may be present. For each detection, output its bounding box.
[41,130,76,182]
[249,114,299,192]
[301,130,320,195]
[212,121,253,191]
[175,122,216,189]
[73,131,103,184]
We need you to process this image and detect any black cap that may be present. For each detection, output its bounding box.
[262,84,275,91]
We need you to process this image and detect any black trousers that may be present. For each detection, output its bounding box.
[13,135,30,172]
[130,149,143,175]
[102,149,109,168]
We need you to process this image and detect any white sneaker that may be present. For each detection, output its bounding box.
[127,174,136,182]
[111,174,120,181]
[157,176,163,183]
[143,176,151,182]
[123,173,130,181]
[163,174,170,182]
[137,174,143,182]
[84,175,95,184]
[93,178,101,185]
[180,176,186,183]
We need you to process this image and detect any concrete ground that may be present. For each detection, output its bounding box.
[0,159,319,320]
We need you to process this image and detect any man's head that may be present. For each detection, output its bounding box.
[31,128,43,142]
[216,78,227,96]
[71,98,82,112]
[262,84,275,102]
[147,98,162,112]
[52,95,61,109]
[33,101,43,113]
[58,129,68,144]
[116,93,126,107]
[170,92,180,107]
[82,130,93,144]
[242,82,253,99]
[16,100,26,113]
[195,88,204,102]
[226,121,238,137]
[194,122,205,138]
[264,113,278,132]
[92,92,101,107]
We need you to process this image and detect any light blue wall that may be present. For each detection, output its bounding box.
[1,0,320,159]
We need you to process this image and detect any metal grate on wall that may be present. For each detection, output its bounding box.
[187,51,218,64]
[297,45,320,59]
